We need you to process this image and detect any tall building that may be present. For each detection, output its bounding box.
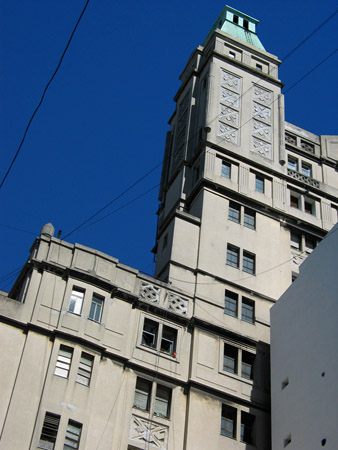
[270,223,338,450]
[0,6,337,450]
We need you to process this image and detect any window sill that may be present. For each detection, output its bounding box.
[88,318,101,324]
[219,369,254,386]
[132,409,171,424]
[139,344,179,362]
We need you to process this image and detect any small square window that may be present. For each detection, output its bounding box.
[256,63,262,71]
[222,161,231,179]
[224,344,238,374]
[221,404,237,438]
[288,156,298,171]
[64,420,82,450]
[241,351,255,380]
[226,245,239,268]
[242,251,255,275]
[89,294,104,323]
[244,208,255,229]
[229,51,236,59]
[255,175,264,193]
[38,412,60,450]
[54,345,73,379]
[76,352,94,386]
[68,288,84,315]
[240,411,255,444]
[224,290,238,317]
[228,202,240,223]
[301,162,312,177]
[242,298,255,324]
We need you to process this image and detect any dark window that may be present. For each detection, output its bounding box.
[305,237,316,253]
[224,290,238,317]
[224,344,238,374]
[38,412,60,450]
[64,420,82,450]
[242,251,255,275]
[242,298,255,324]
[290,195,299,209]
[233,14,239,24]
[222,161,231,178]
[160,326,177,355]
[154,385,171,418]
[134,377,151,411]
[290,232,301,249]
[226,245,239,268]
[76,352,94,386]
[89,294,104,323]
[228,202,240,223]
[142,319,158,348]
[244,208,255,229]
[304,200,313,214]
[256,63,262,71]
[162,234,168,249]
[255,175,264,193]
[241,351,255,380]
[243,19,249,30]
[229,51,236,59]
[240,412,255,444]
[221,405,237,438]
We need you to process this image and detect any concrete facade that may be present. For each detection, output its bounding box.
[270,223,338,450]
[0,6,337,450]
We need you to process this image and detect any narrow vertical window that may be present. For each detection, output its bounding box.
[226,245,239,268]
[76,352,94,386]
[242,251,255,275]
[290,232,301,250]
[221,405,237,438]
[134,378,152,411]
[228,202,240,223]
[241,351,255,380]
[89,294,104,323]
[287,156,298,171]
[242,298,255,324]
[290,194,299,209]
[160,326,177,355]
[38,412,60,450]
[240,412,255,444]
[304,199,314,215]
[243,208,255,229]
[154,385,171,418]
[222,161,231,179]
[255,175,264,193]
[64,420,82,450]
[224,290,238,317]
[68,288,84,315]
[142,319,158,348]
[301,162,312,177]
[223,344,238,374]
[54,345,73,379]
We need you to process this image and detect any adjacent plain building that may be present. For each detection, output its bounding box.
[270,223,338,450]
[0,5,337,450]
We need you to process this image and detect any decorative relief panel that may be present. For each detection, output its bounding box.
[253,102,271,123]
[218,122,238,145]
[252,137,272,159]
[287,169,320,188]
[168,292,188,315]
[130,415,168,450]
[252,119,271,141]
[140,283,160,304]
[219,105,239,127]
[292,252,306,269]
[220,87,240,108]
[221,70,241,93]
[253,85,272,105]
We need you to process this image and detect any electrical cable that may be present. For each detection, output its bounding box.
[0,223,36,236]
[0,0,91,191]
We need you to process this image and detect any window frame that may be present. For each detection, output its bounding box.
[243,208,255,230]
[221,161,231,179]
[221,404,237,439]
[226,245,239,268]
[54,345,73,379]
[242,251,255,275]
[301,161,312,177]
[38,412,60,450]
[141,317,178,358]
[64,420,82,450]
[89,294,104,323]
[133,377,172,420]
[287,155,298,172]
[223,344,238,374]
[68,288,84,315]
[241,298,255,324]
[255,175,264,193]
[76,352,94,387]
[240,411,255,444]
[228,201,240,223]
[224,290,238,317]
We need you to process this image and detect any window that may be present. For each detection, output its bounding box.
[290,194,299,209]
[68,288,84,315]
[228,202,240,223]
[242,298,255,324]
[243,208,255,229]
[287,156,298,171]
[223,344,238,374]
[301,162,312,177]
[256,63,262,71]
[241,412,255,444]
[233,14,239,24]
[241,351,255,380]
[54,345,73,379]
[224,290,238,317]
[89,294,104,323]
[242,251,255,275]
[229,51,236,59]
[290,232,301,250]
[64,420,82,450]
[76,352,94,386]
[243,19,249,30]
[38,412,60,450]
[133,377,172,419]
[221,405,236,438]
[226,245,239,268]
[255,175,264,193]
[221,161,231,178]
[141,318,177,357]
[304,199,313,214]
[305,237,316,253]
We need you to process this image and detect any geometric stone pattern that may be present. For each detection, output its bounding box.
[253,85,272,105]
[218,69,241,145]
[252,119,271,141]
[253,102,271,123]
[140,282,160,304]
[220,87,240,108]
[292,252,306,269]
[168,292,188,315]
[130,415,169,450]
[287,169,320,188]
[221,69,241,93]
[218,122,239,145]
[252,137,272,159]
[219,105,239,127]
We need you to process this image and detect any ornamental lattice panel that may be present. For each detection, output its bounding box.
[130,415,169,450]
[140,282,160,303]
[168,292,188,315]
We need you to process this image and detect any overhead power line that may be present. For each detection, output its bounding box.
[0,0,91,191]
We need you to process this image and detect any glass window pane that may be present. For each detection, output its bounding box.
[228,202,240,223]
[224,290,238,317]
[154,385,171,418]
[242,299,254,323]
[226,246,239,268]
[134,378,151,411]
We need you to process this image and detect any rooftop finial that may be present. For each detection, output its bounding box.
[40,223,55,238]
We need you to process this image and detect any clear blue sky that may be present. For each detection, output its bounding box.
[1,0,337,291]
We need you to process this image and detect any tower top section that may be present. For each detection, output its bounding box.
[203,5,265,51]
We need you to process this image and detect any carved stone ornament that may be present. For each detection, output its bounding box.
[252,137,272,159]
[253,102,271,123]
[140,282,160,303]
[221,70,241,93]
[252,119,271,141]
[130,415,168,450]
[220,87,240,108]
[292,252,306,268]
[287,169,320,188]
[218,122,238,145]
[253,85,272,105]
[168,292,188,315]
[219,105,239,127]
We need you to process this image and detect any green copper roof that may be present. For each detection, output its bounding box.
[203,5,265,51]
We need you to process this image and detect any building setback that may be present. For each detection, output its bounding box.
[0,5,337,450]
